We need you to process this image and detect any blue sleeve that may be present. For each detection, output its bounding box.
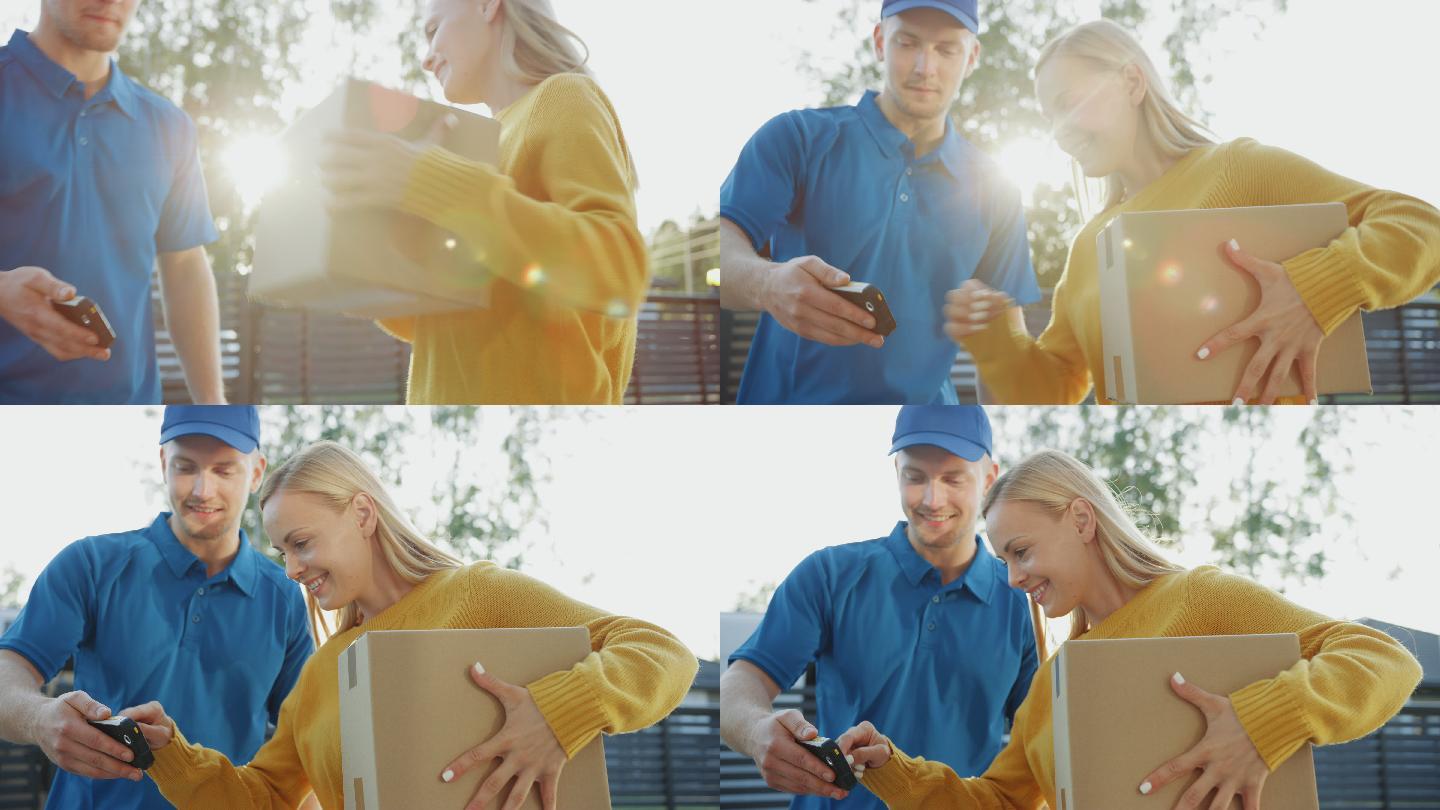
[0,540,97,681]
[155,112,219,253]
[974,175,1041,307]
[1004,604,1039,726]
[727,551,832,692]
[719,111,807,254]
[266,585,314,724]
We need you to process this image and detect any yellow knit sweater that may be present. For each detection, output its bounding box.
[379,72,650,404]
[862,565,1422,809]
[965,139,1440,404]
[146,563,697,809]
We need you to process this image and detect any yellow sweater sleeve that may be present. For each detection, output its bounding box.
[147,679,312,809]
[464,565,698,759]
[1179,567,1423,771]
[962,255,1094,404]
[398,74,649,318]
[1217,138,1440,334]
[861,673,1047,810]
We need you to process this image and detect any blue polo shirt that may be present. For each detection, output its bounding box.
[0,30,218,404]
[0,514,313,810]
[721,91,1042,404]
[730,522,1037,810]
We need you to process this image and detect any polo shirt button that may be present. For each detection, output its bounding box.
[900,193,910,202]
[79,137,89,146]
[932,595,940,604]
[927,622,936,631]
[906,168,913,176]
[192,615,200,623]
[197,587,206,596]
[79,109,87,117]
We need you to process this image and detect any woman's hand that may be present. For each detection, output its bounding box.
[440,663,569,810]
[944,279,1014,343]
[318,115,454,211]
[1138,672,1271,810]
[116,701,175,751]
[835,719,893,778]
[1195,239,1326,404]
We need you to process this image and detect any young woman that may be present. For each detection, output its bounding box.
[320,0,648,404]
[948,19,1440,405]
[120,441,696,809]
[839,449,1421,810]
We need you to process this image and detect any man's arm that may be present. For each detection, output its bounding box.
[720,660,848,800]
[717,220,882,348]
[156,247,225,404]
[0,650,141,780]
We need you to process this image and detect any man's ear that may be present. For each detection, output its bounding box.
[249,453,268,495]
[873,22,887,63]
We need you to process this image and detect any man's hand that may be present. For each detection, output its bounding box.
[28,691,143,781]
[759,256,884,348]
[746,708,850,800]
[0,267,111,362]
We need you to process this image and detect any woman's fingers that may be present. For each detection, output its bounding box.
[465,756,519,810]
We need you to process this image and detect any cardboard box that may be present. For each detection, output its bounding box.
[251,79,500,318]
[339,628,611,810]
[1096,203,1372,402]
[1052,634,1318,810]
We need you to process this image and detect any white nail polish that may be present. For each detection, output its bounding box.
[1309,398,1318,406]
[1231,397,1244,407]
[442,769,455,783]
[845,754,855,765]
[1228,239,1240,251]
[1139,781,1152,795]
[1195,347,1210,360]
[473,662,485,675]
[1173,672,1185,685]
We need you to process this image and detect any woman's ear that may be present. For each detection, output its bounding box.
[1070,497,1097,543]
[1122,62,1147,107]
[354,493,379,540]
[482,0,503,24]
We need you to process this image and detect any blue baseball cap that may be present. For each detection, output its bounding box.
[881,0,979,32]
[889,405,992,461]
[159,406,261,454]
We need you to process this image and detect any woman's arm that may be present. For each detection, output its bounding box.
[1220,138,1440,334]
[1183,567,1423,770]
[129,691,311,810]
[400,74,650,317]
[962,264,1095,404]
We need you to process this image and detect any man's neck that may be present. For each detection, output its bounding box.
[875,91,949,158]
[28,26,111,99]
[908,528,978,586]
[168,515,242,579]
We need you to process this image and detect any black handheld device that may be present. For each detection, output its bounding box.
[796,735,857,791]
[832,282,896,337]
[88,716,155,770]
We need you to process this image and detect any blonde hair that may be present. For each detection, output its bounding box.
[259,441,463,644]
[1035,19,1214,215]
[983,450,1183,653]
[499,0,591,82]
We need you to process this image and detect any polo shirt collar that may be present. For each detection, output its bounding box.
[6,29,136,119]
[145,512,260,596]
[855,89,971,178]
[884,520,999,604]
